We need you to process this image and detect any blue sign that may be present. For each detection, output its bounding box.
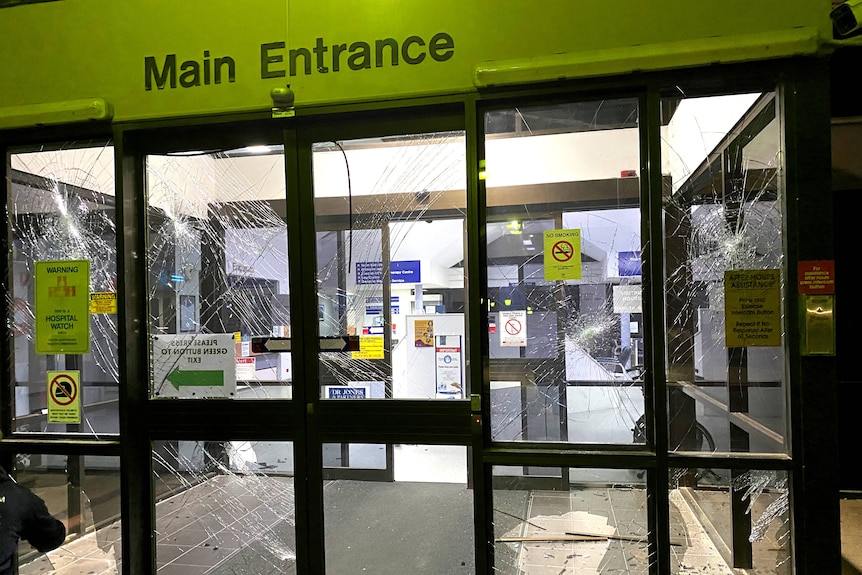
[327,387,368,399]
[391,260,421,283]
[618,251,642,277]
[356,261,422,284]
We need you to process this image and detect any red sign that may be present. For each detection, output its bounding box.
[798,260,835,294]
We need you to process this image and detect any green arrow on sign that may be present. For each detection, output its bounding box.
[166,368,224,390]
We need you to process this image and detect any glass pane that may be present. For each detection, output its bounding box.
[146,146,292,400]
[492,466,650,574]
[661,91,788,454]
[8,143,119,436]
[153,440,295,573]
[312,132,467,400]
[15,454,121,575]
[324,444,473,573]
[670,468,790,574]
[485,99,644,443]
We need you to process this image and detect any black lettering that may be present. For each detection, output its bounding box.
[203,50,211,85]
[401,36,426,64]
[429,32,454,62]
[331,43,348,72]
[348,42,371,70]
[290,47,312,76]
[145,54,176,90]
[214,56,236,84]
[179,60,200,87]
[375,37,399,67]
[261,42,286,78]
[314,37,329,73]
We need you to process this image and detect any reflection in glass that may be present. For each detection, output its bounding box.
[145,148,292,400]
[153,440,295,573]
[324,445,472,573]
[669,468,790,574]
[312,132,468,400]
[492,467,649,574]
[15,454,121,575]
[484,99,644,444]
[8,144,119,436]
[661,92,788,455]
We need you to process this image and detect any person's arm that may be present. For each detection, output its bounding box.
[19,490,66,553]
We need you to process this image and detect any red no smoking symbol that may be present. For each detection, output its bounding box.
[552,241,574,262]
[505,318,522,335]
[50,374,77,406]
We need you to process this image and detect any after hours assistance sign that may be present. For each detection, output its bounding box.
[724,269,781,347]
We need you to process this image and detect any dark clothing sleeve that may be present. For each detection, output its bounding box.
[19,491,65,553]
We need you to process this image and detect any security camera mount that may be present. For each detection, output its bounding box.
[831,0,862,38]
[271,85,295,118]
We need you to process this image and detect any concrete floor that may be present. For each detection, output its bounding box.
[842,497,862,575]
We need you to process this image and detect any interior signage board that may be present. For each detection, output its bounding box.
[34,260,91,355]
[152,334,237,398]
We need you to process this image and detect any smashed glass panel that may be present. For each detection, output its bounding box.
[15,454,121,575]
[661,91,788,455]
[145,146,291,399]
[484,99,644,444]
[153,440,295,573]
[493,467,650,574]
[324,444,472,573]
[312,132,467,400]
[670,468,790,574]
[8,143,119,435]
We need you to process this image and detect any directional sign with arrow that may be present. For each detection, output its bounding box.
[251,335,360,354]
[152,334,236,398]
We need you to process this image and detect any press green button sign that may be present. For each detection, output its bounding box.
[34,260,91,355]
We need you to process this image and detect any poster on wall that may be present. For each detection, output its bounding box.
[414,319,434,347]
[724,269,781,347]
[435,335,463,399]
[499,310,527,347]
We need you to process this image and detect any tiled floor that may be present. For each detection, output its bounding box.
[17,476,860,575]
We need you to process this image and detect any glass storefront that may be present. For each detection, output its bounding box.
[1,65,825,574]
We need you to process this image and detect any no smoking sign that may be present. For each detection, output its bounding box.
[47,370,81,423]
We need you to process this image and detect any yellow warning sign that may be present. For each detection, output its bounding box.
[89,292,117,314]
[724,269,782,347]
[47,370,81,424]
[34,260,90,354]
[352,335,385,360]
[543,229,582,281]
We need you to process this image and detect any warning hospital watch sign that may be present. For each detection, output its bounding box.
[34,260,91,355]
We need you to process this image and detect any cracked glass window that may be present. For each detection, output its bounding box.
[661,91,787,455]
[153,440,295,573]
[8,143,119,435]
[492,466,649,574]
[312,132,467,400]
[484,99,643,444]
[323,444,473,573]
[669,468,790,573]
[15,453,121,575]
[146,146,290,399]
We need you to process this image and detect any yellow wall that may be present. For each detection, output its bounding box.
[0,0,832,124]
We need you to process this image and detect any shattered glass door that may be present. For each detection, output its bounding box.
[146,146,291,399]
[484,99,644,446]
[8,143,119,435]
[312,132,467,402]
